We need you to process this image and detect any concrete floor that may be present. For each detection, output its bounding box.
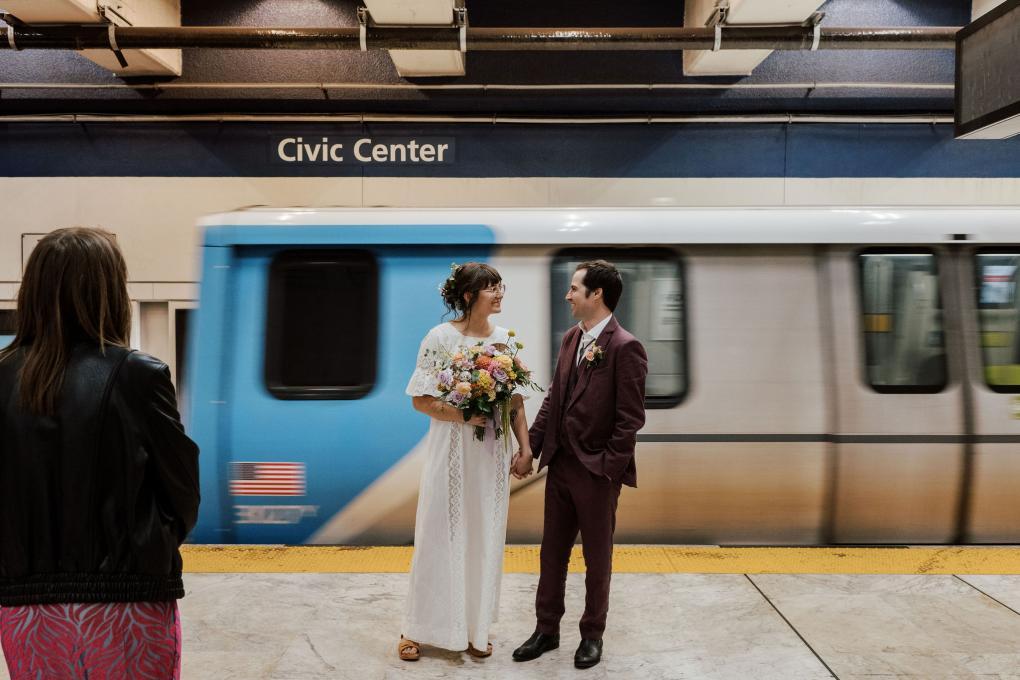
[4,573,1020,679]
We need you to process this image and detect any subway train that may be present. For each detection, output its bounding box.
[175,207,1020,545]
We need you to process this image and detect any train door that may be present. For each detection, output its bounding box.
[192,239,491,543]
[963,248,1020,542]
[823,247,967,543]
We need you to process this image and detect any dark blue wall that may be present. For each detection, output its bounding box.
[2,122,1018,178]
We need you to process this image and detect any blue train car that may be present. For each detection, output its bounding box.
[187,216,497,543]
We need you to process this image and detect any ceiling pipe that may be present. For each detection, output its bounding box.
[0,113,956,124]
[0,24,959,52]
[0,81,956,91]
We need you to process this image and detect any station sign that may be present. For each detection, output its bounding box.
[955,0,1020,139]
[271,135,455,165]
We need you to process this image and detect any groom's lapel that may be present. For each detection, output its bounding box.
[566,317,618,413]
[557,327,581,408]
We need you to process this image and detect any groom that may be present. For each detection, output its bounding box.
[511,259,647,669]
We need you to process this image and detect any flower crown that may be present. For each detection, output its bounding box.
[438,262,463,298]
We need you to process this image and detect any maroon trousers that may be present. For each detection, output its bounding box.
[535,450,622,640]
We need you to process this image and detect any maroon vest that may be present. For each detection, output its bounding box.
[557,334,583,456]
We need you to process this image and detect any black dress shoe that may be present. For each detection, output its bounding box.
[574,638,603,669]
[512,632,559,661]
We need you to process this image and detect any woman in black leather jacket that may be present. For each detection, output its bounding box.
[0,227,200,680]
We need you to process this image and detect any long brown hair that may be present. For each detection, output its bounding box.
[0,227,132,416]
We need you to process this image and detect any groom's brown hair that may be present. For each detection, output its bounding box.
[576,260,623,312]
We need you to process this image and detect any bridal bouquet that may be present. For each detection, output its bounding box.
[435,331,543,442]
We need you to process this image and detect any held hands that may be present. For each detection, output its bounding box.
[510,448,535,480]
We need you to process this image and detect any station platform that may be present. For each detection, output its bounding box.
[3,546,1020,680]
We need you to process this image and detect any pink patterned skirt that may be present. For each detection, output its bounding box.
[1,601,181,680]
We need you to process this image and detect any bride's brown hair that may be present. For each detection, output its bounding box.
[439,262,502,321]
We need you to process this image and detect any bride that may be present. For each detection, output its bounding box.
[399,262,534,661]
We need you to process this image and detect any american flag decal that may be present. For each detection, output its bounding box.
[230,462,306,496]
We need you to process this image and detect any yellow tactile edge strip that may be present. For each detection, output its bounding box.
[180,545,1020,575]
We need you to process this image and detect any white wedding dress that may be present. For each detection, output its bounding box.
[403,322,518,651]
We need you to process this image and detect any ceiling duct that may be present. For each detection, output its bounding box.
[1,0,181,76]
[360,0,465,77]
[684,0,826,76]
[956,0,1020,139]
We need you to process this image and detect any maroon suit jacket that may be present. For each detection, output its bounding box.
[529,316,648,487]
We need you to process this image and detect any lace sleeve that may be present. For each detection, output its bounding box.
[405,329,444,397]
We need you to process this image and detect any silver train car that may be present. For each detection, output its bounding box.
[186,207,1020,545]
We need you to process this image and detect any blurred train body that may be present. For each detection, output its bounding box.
[182,207,1020,546]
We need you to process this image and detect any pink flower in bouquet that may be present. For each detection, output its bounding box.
[492,368,509,383]
[455,381,472,395]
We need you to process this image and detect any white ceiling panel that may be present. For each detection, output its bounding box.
[684,0,825,76]
[1,0,101,23]
[362,0,455,25]
[726,0,827,24]
[973,0,1008,20]
[363,0,463,77]
[389,50,464,77]
[2,0,182,76]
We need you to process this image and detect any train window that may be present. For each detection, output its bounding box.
[858,251,947,393]
[0,309,15,350]
[173,306,193,423]
[550,249,686,408]
[264,249,378,399]
[975,250,1020,392]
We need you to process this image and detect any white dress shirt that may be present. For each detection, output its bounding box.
[576,314,613,365]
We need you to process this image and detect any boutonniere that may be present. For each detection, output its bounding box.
[584,344,605,368]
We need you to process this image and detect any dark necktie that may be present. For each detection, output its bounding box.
[566,333,584,396]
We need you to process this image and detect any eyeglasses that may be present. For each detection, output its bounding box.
[482,284,506,295]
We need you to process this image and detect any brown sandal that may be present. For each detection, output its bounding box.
[398,636,421,661]
[467,642,493,658]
